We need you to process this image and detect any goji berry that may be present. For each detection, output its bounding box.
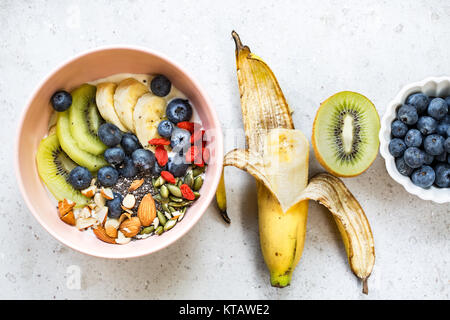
[148,138,170,146]
[180,184,195,200]
[161,171,176,184]
[185,146,200,163]
[177,121,197,133]
[155,145,168,167]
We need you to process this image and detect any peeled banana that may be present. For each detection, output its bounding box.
[95,82,128,132]
[220,31,375,293]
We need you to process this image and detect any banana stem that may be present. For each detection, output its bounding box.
[362,278,369,295]
[215,169,230,224]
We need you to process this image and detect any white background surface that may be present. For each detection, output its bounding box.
[1,0,449,299]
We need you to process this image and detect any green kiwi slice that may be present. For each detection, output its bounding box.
[312,91,380,177]
[36,134,89,207]
[57,107,108,172]
[69,84,107,155]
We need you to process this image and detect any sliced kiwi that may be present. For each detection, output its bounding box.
[312,91,380,177]
[57,108,108,172]
[69,84,107,155]
[87,99,105,133]
[36,134,89,207]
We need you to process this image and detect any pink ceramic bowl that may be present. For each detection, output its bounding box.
[15,46,223,258]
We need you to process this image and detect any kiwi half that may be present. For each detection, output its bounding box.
[36,134,89,207]
[69,84,107,155]
[312,91,380,177]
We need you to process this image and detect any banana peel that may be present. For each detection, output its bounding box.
[219,31,375,293]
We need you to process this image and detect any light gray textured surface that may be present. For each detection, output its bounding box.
[1,0,449,299]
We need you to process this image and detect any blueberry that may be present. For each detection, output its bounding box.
[97,166,119,187]
[107,192,123,219]
[417,116,437,135]
[436,151,447,162]
[411,166,435,188]
[406,93,429,114]
[397,104,418,125]
[445,137,450,153]
[404,129,422,147]
[104,147,125,166]
[167,153,189,177]
[132,149,155,172]
[395,157,414,176]
[441,114,450,125]
[150,75,172,97]
[391,120,408,138]
[434,163,450,188]
[166,99,193,123]
[389,138,407,157]
[157,120,174,138]
[68,166,92,190]
[427,98,448,120]
[445,96,450,107]
[152,161,167,176]
[403,147,425,168]
[424,153,434,165]
[436,122,449,137]
[423,134,445,156]
[170,127,191,153]
[98,123,123,147]
[117,156,137,178]
[120,133,141,154]
[448,127,450,138]
[51,90,72,112]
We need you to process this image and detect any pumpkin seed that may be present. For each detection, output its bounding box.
[177,211,185,222]
[166,184,182,197]
[140,226,155,235]
[168,206,177,213]
[169,195,183,203]
[157,210,167,226]
[153,194,163,203]
[151,177,157,188]
[168,201,193,208]
[161,203,170,213]
[164,211,172,220]
[155,226,164,235]
[160,185,169,199]
[192,167,204,177]
[154,176,165,188]
[193,176,203,191]
[193,191,200,199]
[163,219,177,231]
[184,171,194,188]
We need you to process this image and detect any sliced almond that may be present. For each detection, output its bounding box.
[81,185,97,198]
[128,179,144,192]
[100,187,114,200]
[90,178,97,186]
[104,218,120,238]
[76,217,97,230]
[122,194,136,209]
[79,206,92,219]
[137,194,156,227]
[58,199,75,216]
[119,216,141,237]
[93,225,116,244]
[88,202,96,210]
[118,212,132,224]
[121,205,134,215]
[95,206,109,225]
[115,230,131,245]
[94,192,106,208]
[60,210,76,226]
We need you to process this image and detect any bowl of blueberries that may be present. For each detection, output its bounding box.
[380,77,450,203]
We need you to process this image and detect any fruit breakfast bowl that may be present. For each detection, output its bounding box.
[380,76,450,204]
[15,46,224,258]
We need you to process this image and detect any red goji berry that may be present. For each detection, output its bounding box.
[161,171,176,184]
[185,146,200,163]
[148,138,170,146]
[177,121,197,133]
[155,145,168,167]
[180,184,195,200]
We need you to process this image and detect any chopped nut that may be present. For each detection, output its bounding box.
[122,194,136,209]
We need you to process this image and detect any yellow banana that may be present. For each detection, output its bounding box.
[221,31,375,293]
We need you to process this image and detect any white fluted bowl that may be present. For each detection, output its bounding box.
[379,77,450,204]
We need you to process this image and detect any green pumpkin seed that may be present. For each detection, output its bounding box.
[161,203,170,213]
[155,226,164,235]
[140,226,155,235]
[154,176,165,188]
[193,191,200,199]
[152,177,157,188]
[163,219,177,231]
[157,210,167,226]
[168,206,177,213]
[192,167,204,177]
[164,211,172,220]
[169,195,183,203]
[193,176,203,191]
[166,184,182,197]
[181,206,187,214]
[184,171,194,188]
[160,185,169,199]
[153,194,163,203]
[168,201,193,208]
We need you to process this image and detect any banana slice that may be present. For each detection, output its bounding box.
[114,78,149,132]
[95,82,128,132]
[133,93,166,151]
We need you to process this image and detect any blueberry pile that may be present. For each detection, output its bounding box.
[389,93,450,188]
